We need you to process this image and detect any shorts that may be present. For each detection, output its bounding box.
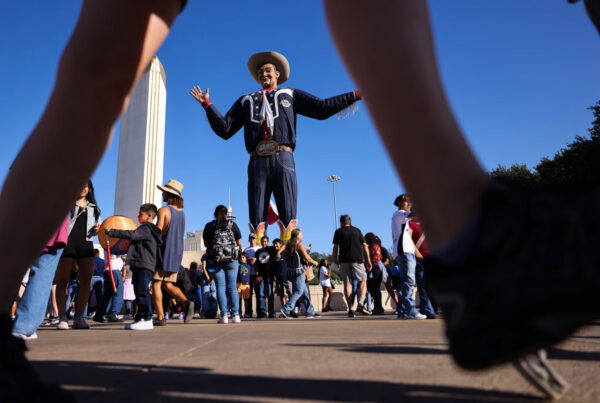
[237,282,251,299]
[61,240,95,260]
[276,279,293,296]
[152,269,178,283]
[339,262,367,282]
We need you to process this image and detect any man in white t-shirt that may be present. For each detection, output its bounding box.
[391,194,426,320]
[243,234,260,318]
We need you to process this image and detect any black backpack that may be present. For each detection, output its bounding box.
[211,220,238,262]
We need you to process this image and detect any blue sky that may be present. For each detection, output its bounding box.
[0,1,599,254]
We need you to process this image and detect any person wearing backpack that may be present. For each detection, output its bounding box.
[203,205,243,324]
[279,228,319,319]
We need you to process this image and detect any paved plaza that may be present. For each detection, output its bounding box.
[26,314,600,402]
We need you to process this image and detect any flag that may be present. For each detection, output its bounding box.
[267,200,279,225]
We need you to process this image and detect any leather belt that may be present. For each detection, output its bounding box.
[250,141,293,157]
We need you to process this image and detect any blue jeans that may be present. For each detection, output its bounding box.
[257,276,275,315]
[349,278,372,310]
[248,151,297,229]
[94,271,124,319]
[89,275,104,311]
[415,261,435,316]
[66,279,80,313]
[282,269,315,316]
[132,268,153,321]
[13,250,62,336]
[213,261,240,317]
[395,253,420,317]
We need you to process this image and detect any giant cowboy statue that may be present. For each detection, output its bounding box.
[190,51,361,242]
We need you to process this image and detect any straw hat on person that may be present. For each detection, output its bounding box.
[247,51,290,85]
[157,179,184,199]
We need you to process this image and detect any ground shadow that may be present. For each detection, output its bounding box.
[33,360,538,403]
[547,347,600,361]
[284,343,449,355]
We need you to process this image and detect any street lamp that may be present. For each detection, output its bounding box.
[326,175,341,229]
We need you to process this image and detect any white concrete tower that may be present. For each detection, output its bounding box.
[114,56,166,221]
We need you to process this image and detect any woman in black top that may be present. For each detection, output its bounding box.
[55,181,101,330]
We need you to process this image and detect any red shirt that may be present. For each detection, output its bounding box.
[368,243,382,265]
[409,221,429,257]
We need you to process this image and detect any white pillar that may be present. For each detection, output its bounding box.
[114,56,166,221]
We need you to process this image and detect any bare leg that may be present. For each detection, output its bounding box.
[152,280,165,320]
[0,0,182,310]
[358,281,367,302]
[74,258,94,316]
[343,281,353,308]
[50,285,58,317]
[324,0,486,249]
[162,282,188,304]
[55,258,75,317]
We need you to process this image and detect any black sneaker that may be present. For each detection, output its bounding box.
[153,318,167,326]
[348,310,355,318]
[279,309,291,319]
[107,316,124,323]
[92,315,105,323]
[0,314,76,402]
[355,305,372,315]
[290,311,298,318]
[372,307,385,315]
[267,312,276,319]
[426,179,600,369]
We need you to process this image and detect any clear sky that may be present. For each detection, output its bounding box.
[0,1,599,254]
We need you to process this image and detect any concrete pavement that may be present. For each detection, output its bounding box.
[26,313,600,402]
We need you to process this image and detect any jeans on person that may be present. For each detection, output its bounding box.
[395,252,420,317]
[13,250,62,336]
[282,269,315,316]
[89,275,104,312]
[95,270,124,319]
[124,300,133,315]
[248,274,256,316]
[66,279,80,313]
[213,260,240,317]
[257,276,275,315]
[415,261,435,316]
[132,268,153,321]
[367,265,383,310]
[199,278,218,316]
[349,278,371,309]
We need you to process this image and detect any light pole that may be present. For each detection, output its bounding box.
[326,175,340,229]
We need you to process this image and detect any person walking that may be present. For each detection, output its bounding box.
[279,229,319,319]
[332,215,372,317]
[365,233,385,315]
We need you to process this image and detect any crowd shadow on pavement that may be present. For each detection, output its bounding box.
[32,361,538,403]
[284,343,449,356]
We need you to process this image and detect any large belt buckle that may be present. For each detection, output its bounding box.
[255,140,279,157]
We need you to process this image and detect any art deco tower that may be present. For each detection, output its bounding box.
[114,56,166,221]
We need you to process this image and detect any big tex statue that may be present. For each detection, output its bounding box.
[191,51,360,242]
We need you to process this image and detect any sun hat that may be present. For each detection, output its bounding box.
[157,179,184,199]
[247,51,290,85]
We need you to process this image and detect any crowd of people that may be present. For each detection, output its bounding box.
[10,177,435,336]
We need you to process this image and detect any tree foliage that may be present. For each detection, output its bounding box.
[491,101,600,193]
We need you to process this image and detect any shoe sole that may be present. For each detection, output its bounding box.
[513,350,570,400]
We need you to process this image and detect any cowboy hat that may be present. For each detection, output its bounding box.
[157,179,184,199]
[247,51,290,85]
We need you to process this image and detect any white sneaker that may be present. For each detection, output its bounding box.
[126,319,153,330]
[12,331,38,340]
[232,315,241,323]
[398,313,427,320]
[72,316,90,329]
[57,320,69,330]
[218,316,229,324]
